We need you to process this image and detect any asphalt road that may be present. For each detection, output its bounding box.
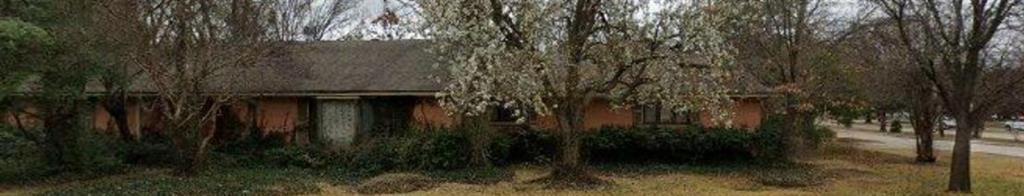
[832,126,1024,158]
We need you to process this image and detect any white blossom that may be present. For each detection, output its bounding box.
[420,0,739,124]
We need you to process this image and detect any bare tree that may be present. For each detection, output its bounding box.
[845,19,941,162]
[872,0,1023,192]
[345,0,422,40]
[723,0,871,157]
[271,0,357,41]
[97,0,279,175]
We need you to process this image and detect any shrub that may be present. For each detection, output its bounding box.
[74,131,127,175]
[501,129,557,164]
[583,126,639,162]
[0,126,38,162]
[348,131,474,174]
[889,120,902,133]
[752,118,786,159]
[583,126,759,164]
[750,116,832,159]
[404,132,472,170]
[217,130,288,156]
[348,137,401,174]
[120,133,177,166]
[0,126,126,184]
[802,126,836,148]
[0,126,49,184]
[698,127,755,161]
[347,119,796,172]
[485,133,514,166]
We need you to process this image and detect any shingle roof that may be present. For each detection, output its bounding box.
[57,40,443,95]
[251,40,443,94]
[245,40,769,95]
[19,40,768,96]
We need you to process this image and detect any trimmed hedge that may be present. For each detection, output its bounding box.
[344,121,803,174]
[583,126,771,164]
[218,117,824,175]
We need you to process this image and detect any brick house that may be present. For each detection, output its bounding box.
[3,40,769,150]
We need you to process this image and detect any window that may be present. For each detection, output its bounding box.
[492,107,518,123]
[638,104,696,125]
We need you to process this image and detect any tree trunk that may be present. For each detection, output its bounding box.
[173,122,216,176]
[909,96,938,163]
[865,112,873,123]
[781,96,806,159]
[915,128,936,162]
[103,97,135,142]
[554,103,585,178]
[937,124,945,137]
[462,115,492,167]
[910,113,936,163]
[167,100,222,176]
[948,114,979,192]
[878,111,888,132]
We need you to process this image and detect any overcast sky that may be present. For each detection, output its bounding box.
[336,0,1016,48]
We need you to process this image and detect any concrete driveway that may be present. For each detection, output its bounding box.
[831,125,1024,158]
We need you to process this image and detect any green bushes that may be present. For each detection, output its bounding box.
[413,132,473,170]
[804,125,836,148]
[346,127,559,174]
[0,115,827,184]
[348,131,474,174]
[73,131,127,174]
[583,126,765,164]
[0,125,48,183]
[343,122,799,174]
[753,117,787,159]
[889,120,902,133]
[120,134,177,166]
[493,129,556,165]
[0,125,126,184]
[0,126,38,162]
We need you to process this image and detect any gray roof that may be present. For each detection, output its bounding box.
[251,40,443,94]
[49,40,443,95]
[19,40,768,96]
[241,40,768,95]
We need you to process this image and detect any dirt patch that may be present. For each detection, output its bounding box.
[355,173,437,194]
[524,169,613,190]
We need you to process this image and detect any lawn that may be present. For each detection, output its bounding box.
[3,139,1022,195]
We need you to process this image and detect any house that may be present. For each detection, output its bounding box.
[3,40,769,150]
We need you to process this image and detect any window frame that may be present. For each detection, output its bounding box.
[636,104,697,126]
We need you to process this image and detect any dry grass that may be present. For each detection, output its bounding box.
[355,173,436,194]
[5,140,1023,195]
[402,140,1024,195]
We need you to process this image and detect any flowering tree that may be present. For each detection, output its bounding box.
[419,0,737,180]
